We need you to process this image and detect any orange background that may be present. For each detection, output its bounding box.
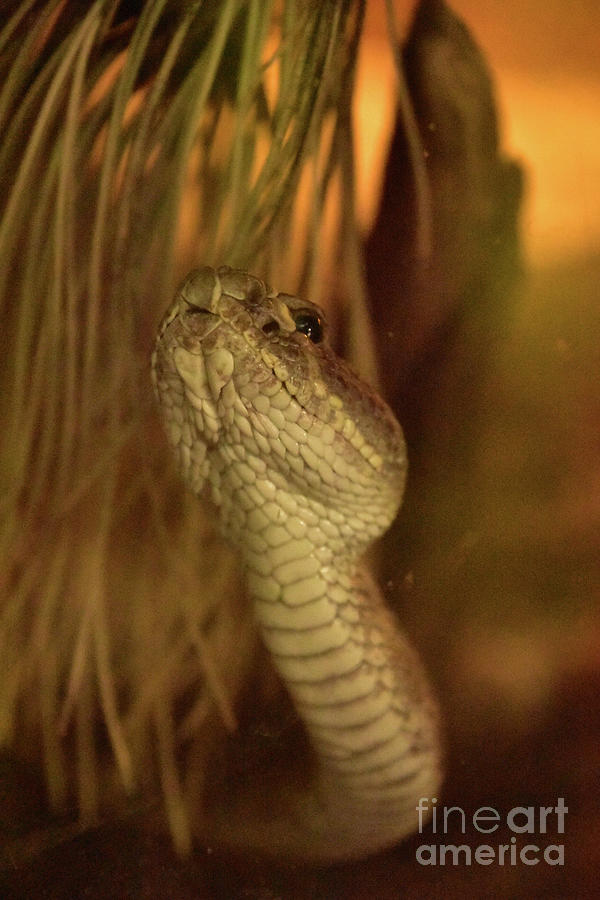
[356,0,600,266]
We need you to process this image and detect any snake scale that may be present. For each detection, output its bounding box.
[152,266,441,861]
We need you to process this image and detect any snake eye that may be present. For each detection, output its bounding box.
[293,310,323,343]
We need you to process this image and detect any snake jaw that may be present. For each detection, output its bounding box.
[155,267,408,540]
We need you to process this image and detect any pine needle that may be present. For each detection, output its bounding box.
[0,0,374,850]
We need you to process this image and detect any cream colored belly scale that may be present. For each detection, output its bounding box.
[152,266,441,861]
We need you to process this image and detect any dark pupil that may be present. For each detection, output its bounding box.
[294,311,323,343]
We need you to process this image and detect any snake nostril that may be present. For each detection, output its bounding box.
[262,320,280,336]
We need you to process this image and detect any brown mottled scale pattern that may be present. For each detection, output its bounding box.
[152,266,441,861]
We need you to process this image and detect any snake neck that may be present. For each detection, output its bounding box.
[198,529,441,862]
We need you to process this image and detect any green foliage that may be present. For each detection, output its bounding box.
[0,0,366,849]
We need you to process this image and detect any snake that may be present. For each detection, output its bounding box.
[152,266,441,862]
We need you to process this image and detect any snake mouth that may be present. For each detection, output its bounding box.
[182,298,215,316]
[185,305,212,315]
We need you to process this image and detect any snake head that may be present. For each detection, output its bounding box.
[153,267,407,557]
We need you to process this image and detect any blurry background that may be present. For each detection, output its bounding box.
[452,0,600,266]
[1,1,598,897]
[356,3,600,897]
